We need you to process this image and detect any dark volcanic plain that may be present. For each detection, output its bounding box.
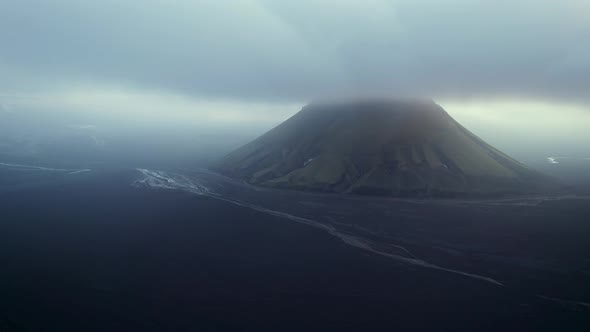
[1,167,589,331]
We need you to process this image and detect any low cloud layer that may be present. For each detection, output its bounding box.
[1,0,589,105]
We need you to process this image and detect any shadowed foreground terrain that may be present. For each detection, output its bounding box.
[1,167,589,331]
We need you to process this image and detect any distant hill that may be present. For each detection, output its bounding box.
[212,99,556,196]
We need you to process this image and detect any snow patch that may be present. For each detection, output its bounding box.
[0,162,91,174]
[547,156,590,164]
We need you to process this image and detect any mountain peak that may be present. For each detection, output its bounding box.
[212,99,555,196]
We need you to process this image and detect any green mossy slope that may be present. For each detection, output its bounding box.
[212,99,555,196]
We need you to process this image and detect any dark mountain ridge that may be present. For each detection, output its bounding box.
[212,99,556,196]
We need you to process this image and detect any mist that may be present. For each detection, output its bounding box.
[2,91,589,187]
[2,1,589,177]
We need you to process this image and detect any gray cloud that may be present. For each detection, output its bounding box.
[1,0,589,104]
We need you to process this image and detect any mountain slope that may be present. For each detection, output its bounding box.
[212,99,554,196]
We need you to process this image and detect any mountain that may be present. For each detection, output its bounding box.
[212,99,555,196]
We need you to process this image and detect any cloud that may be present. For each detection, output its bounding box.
[66,124,96,130]
[1,0,589,105]
[2,84,299,127]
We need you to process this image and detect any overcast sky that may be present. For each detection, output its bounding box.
[1,0,589,131]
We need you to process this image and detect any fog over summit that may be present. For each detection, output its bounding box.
[1,0,589,105]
